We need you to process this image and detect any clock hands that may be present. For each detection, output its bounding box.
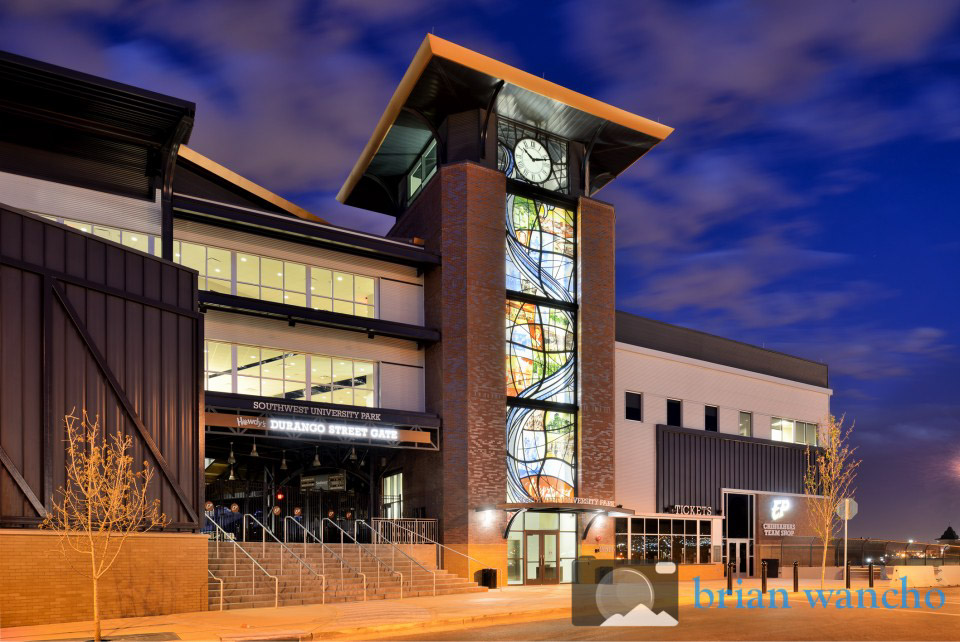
[521,149,550,163]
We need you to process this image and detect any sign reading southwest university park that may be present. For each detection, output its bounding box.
[204,395,434,445]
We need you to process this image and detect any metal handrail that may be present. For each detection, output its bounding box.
[322,517,404,597]
[243,514,326,604]
[357,519,436,596]
[379,520,506,591]
[284,517,367,601]
[208,569,224,611]
[205,515,279,607]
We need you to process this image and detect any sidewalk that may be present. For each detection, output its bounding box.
[0,578,879,641]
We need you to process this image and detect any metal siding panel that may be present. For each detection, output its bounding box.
[0,171,161,234]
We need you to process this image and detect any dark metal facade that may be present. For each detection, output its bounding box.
[617,311,829,388]
[0,205,203,529]
[656,425,811,514]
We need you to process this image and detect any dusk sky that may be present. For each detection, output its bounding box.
[2,1,957,541]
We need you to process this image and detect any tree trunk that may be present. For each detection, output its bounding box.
[820,539,829,590]
[92,573,101,642]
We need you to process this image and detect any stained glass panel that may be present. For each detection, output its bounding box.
[505,300,575,404]
[506,407,576,502]
[506,195,575,302]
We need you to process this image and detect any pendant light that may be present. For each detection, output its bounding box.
[250,438,259,457]
[228,465,235,481]
[280,450,288,471]
[312,447,321,468]
[349,447,357,462]
[227,441,236,465]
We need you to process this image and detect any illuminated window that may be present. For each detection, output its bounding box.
[54,217,162,256]
[739,411,753,437]
[173,240,377,317]
[771,417,817,445]
[382,472,403,519]
[203,340,377,407]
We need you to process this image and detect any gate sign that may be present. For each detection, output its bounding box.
[836,498,858,520]
[329,473,346,491]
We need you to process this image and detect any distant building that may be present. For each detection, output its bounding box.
[938,526,959,544]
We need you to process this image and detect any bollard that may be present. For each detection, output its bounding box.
[845,561,851,589]
[761,560,767,593]
[868,563,874,588]
[793,561,799,592]
[727,562,734,595]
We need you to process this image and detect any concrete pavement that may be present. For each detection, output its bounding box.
[0,577,902,641]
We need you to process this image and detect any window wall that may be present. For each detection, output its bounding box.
[175,240,376,317]
[615,517,713,564]
[40,217,377,317]
[41,215,162,255]
[204,340,377,407]
[771,418,818,446]
[739,411,753,437]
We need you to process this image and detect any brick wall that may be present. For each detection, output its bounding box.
[390,162,508,578]
[577,197,617,553]
[0,530,207,628]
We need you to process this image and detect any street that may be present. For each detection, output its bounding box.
[377,587,960,641]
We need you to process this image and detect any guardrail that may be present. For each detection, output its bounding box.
[205,515,279,608]
[357,519,435,596]
[372,518,438,544]
[284,516,368,601]
[208,569,224,611]
[243,513,326,603]
[377,520,505,590]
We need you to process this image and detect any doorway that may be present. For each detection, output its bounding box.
[524,531,559,585]
[727,539,750,577]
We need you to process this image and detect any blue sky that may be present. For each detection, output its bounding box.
[2,0,958,541]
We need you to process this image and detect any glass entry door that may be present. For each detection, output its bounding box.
[525,531,559,585]
[727,539,750,577]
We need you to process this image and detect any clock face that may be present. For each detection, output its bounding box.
[514,138,552,184]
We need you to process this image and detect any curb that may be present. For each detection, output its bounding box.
[312,606,573,639]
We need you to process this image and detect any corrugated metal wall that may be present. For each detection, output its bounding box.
[0,170,161,234]
[656,425,809,514]
[0,205,202,529]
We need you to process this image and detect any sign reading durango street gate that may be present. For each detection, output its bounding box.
[203,412,432,445]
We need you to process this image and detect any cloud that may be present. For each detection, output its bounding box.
[601,603,678,627]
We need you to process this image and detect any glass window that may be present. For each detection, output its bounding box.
[667,399,682,427]
[806,422,818,446]
[771,418,783,442]
[407,139,438,203]
[507,530,523,585]
[781,419,795,443]
[202,341,379,408]
[704,405,718,432]
[616,517,628,534]
[699,537,712,563]
[739,411,753,437]
[382,472,403,518]
[645,535,658,561]
[625,392,643,422]
[559,513,577,532]
[645,518,658,534]
[630,517,643,534]
[700,520,712,535]
[630,535,644,561]
[524,512,559,530]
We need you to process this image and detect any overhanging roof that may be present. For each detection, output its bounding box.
[495,502,635,515]
[338,35,673,214]
[178,146,329,224]
[0,50,195,200]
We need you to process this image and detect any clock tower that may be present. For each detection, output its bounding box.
[339,35,672,584]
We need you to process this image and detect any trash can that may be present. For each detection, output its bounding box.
[763,558,780,578]
[480,567,498,589]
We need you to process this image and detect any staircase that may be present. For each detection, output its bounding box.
[207,541,486,610]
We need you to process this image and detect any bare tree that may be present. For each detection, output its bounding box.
[804,414,860,589]
[41,410,167,642]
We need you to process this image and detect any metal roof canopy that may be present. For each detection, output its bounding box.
[0,50,195,200]
[338,35,673,215]
[493,502,635,515]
